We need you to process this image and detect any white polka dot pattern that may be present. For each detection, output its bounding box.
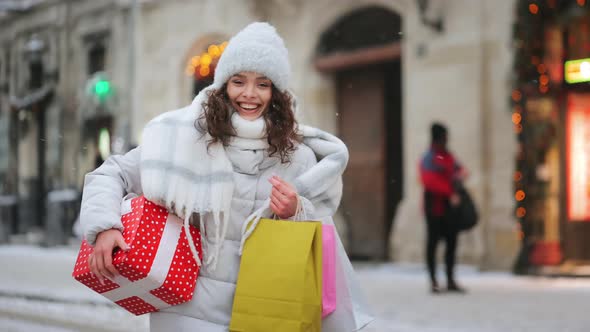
[150,224,202,305]
[116,198,166,282]
[115,296,157,316]
[71,240,120,294]
[72,196,202,316]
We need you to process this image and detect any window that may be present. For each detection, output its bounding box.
[29,62,43,89]
[88,43,106,75]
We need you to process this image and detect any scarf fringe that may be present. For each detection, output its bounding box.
[183,214,202,267]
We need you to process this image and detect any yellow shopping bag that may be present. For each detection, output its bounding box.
[229,218,322,332]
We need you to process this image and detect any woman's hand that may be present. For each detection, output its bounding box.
[269,176,298,219]
[88,228,129,285]
[450,192,461,207]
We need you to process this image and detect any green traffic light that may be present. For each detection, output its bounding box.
[94,80,111,96]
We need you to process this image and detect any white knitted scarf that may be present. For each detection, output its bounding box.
[140,87,233,269]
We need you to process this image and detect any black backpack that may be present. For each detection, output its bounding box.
[450,181,478,232]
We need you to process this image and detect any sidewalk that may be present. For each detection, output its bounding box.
[0,244,98,303]
[0,243,149,331]
[2,244,590,331]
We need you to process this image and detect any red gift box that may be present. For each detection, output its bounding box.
[72,196,202,315]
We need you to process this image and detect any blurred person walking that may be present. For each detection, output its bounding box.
[419,122,468,294]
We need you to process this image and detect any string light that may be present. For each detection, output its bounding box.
[539,74,549,86]
[208,45,221,58]
[512,90,522,102]
[529,3,539,14]
[184,41,229,78]
[200,54,212,66]
[516,207,527,218]
[515,190,526,201]
[512,113,522,125]
[516,222,524,240]
[514,171,522,182]
[199,65,210,77]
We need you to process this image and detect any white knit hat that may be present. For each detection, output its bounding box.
[214,22,290,91]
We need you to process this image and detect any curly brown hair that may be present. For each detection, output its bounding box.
[197,84,302,163]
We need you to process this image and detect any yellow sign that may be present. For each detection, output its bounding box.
[565,58,590,84]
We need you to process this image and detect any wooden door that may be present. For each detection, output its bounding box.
[337,65,387,259]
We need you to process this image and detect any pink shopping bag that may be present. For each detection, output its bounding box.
[322,224,337,318]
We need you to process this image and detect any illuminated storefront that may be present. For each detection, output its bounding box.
[512,1,590,275]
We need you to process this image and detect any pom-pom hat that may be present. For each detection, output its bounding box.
[213,22,290,91]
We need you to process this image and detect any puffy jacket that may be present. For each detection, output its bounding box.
[81,142,317,331]
[419,146,462,217]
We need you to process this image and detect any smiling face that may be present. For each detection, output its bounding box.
[226,71,273,121]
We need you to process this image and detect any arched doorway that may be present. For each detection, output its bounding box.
[315,6,403,260]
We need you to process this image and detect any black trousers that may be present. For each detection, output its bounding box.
[425,214,458,285]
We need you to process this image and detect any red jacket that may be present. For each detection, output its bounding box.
[419,146,462,217]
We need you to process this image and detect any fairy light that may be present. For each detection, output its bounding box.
[515,190,526,201]
[200,54,212,66]
[207,45,221,58]
[514,171,522,182]
[539,74,549,86]
[516,207,527,218]
[185,41,229,79]
[512,90,522,102]
[199,65,210,77]
[512,113,522,125]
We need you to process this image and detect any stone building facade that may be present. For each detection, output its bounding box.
[0,0,519,270]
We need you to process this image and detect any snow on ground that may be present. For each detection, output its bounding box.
[0,244,108,304]
[1,317,80,332]
[0,297,147,332]
[2,245,590,331]
[357,263,590,332]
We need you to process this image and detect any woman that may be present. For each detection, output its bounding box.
[80,22,373,331]
[419,122,468,293]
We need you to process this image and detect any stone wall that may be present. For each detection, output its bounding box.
[0,0,521,266]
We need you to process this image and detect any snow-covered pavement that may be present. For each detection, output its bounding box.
[1,244,589,331]
[356,263,590,332]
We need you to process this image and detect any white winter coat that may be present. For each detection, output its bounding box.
[80,117,374,332]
